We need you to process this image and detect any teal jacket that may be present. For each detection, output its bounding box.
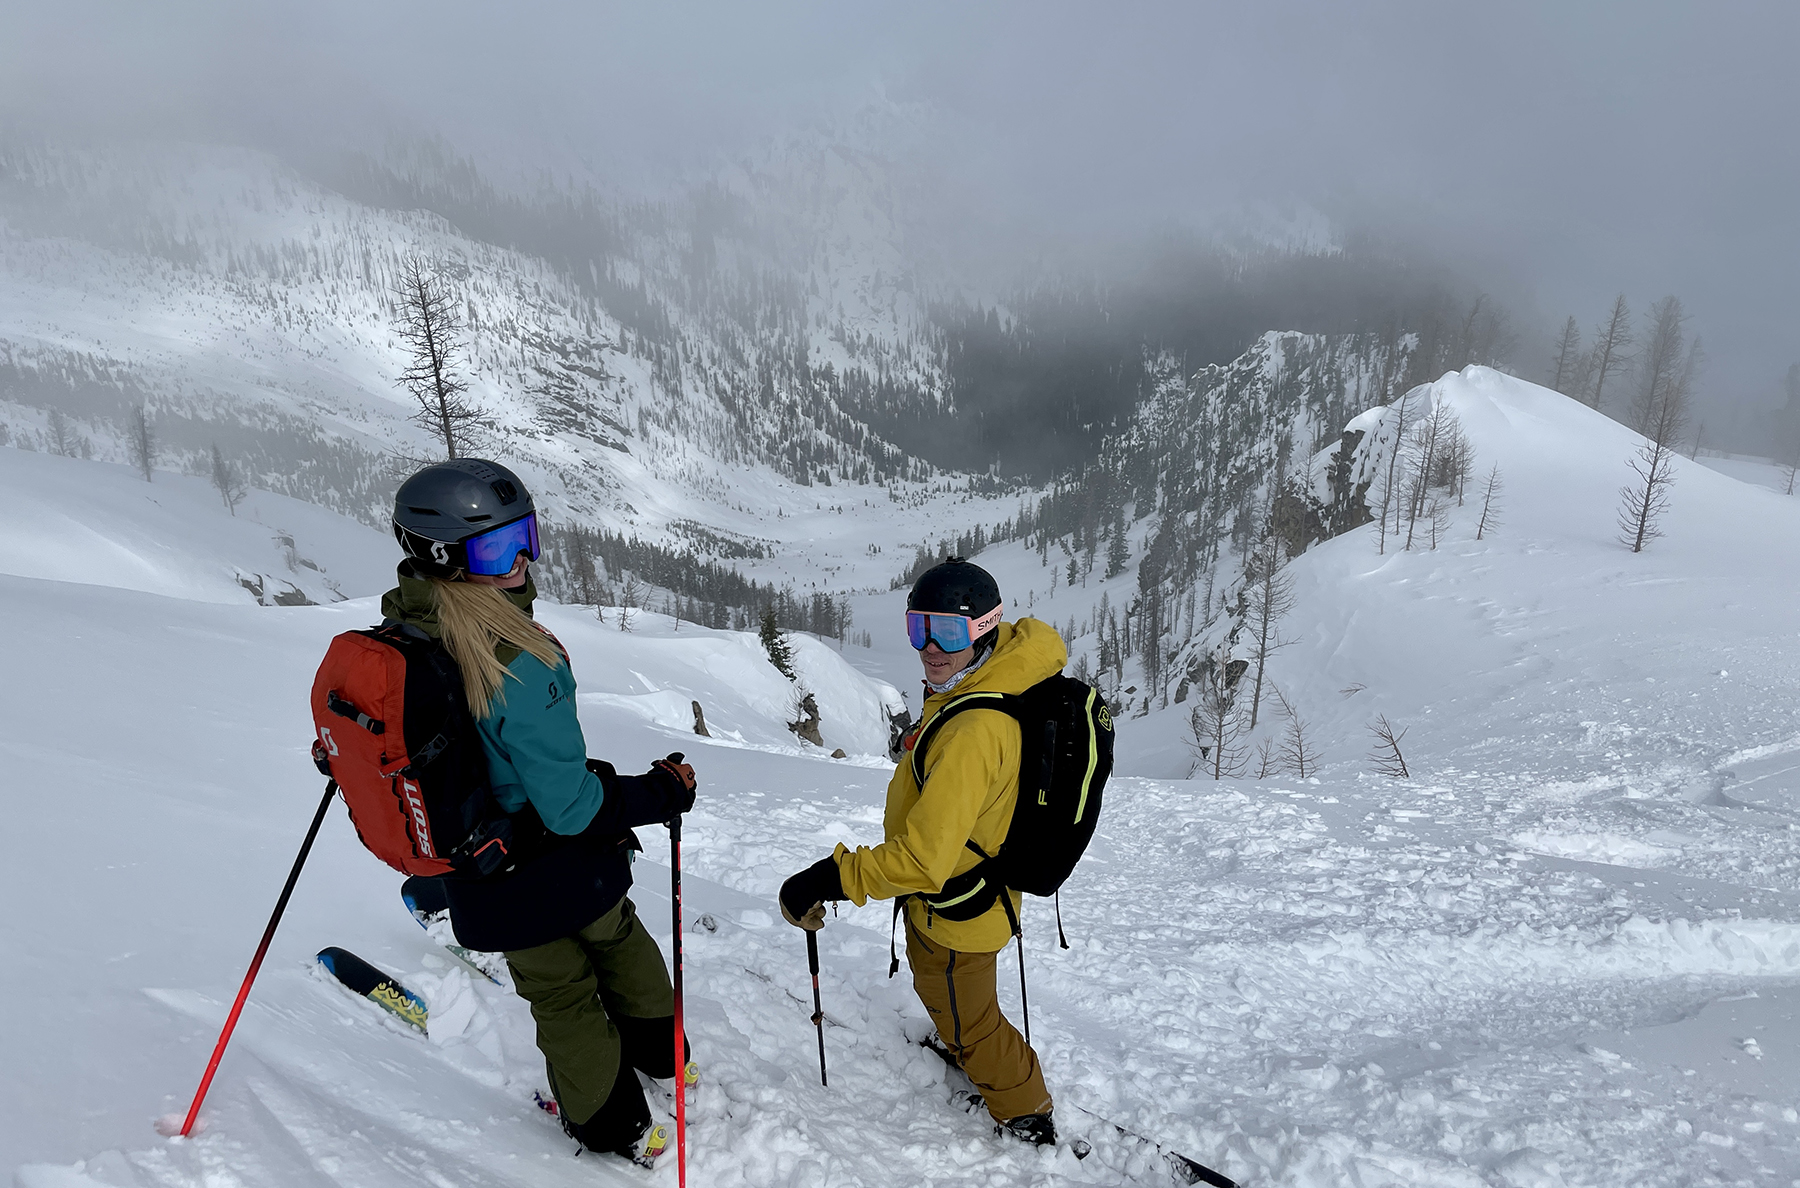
[476,644,603,835]
[380,567,604,835]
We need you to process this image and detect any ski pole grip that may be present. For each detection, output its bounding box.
[806,928,820,977]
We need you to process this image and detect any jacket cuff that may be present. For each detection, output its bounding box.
[831,843,868,907]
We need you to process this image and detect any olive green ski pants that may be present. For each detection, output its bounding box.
[503,895,673,1126]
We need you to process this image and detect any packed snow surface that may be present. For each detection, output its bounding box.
[10,365,1800,1187]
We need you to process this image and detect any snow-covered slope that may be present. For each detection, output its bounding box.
[14,366,1800,1188]
[0,447,393,603]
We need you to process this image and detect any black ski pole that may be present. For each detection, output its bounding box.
[161,780,336,1137]
[666,754,689,1188]
[806,929,828,1086]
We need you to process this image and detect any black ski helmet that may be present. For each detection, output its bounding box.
[909,558,1003,648]
[392,459,535,576]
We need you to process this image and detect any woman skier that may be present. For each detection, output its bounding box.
[778,558,1066,1146]
[385,458,696,1164]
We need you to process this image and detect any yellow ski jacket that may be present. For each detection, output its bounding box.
[834,618,1068,953]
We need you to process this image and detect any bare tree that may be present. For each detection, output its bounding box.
[209,443,247,515]
[1587,294,1633,411]
[1244,539,1295,729]
[1404,395,1465,548]
[1476,464,1504,540]
[1568,344,1598,405]
[1402,468,1427,551]
[618,572,642,632]
[1618,300,1697,553]
[1549,316,1582,394]
[127,403,155,481]
[1188,664,1247,779]
[393,257,478,459]
[1441,421,1476,506]
[1368,715,1411,778]
[1426,495,1449,550]
[1275,687,1320,779]
[1374,388,1418,555]
[1784,448,1798,497]
[1629,297,1693,436]
[1254,736,1280,779]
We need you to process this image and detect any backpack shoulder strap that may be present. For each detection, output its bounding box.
[907,690,1019,786]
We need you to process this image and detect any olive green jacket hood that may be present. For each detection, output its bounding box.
[379,561,540,666]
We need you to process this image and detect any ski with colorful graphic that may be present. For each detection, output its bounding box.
[316,946,428,1033]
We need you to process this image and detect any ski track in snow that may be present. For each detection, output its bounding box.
[13,366,1800,1187]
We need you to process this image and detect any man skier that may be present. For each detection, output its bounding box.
[779,558,1066,1146]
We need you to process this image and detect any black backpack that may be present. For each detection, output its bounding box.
[904,672,1114,933]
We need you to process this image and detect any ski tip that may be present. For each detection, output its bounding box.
[315,946,429,1032]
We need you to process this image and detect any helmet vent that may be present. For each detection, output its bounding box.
[465,514,492,523]
[491,480,518,505]
[407,506,440,516]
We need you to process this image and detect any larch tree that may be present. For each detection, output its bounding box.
[1188,663,1247,780]
[209,443,247,515]
[1587,294,1633,411]
[1549,316,1583,394]
[1618,298,1698,553]
[1476,464,1504,540]
[394,257,479,459]
[1275,687,1321,779]
[618,572,642,632]
[1243,537,1295,729]
[1374,388,1418,555]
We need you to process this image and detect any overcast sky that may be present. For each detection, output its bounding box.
[4,1,1796,411]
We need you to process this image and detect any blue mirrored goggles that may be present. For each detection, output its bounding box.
[464,511,540,576]
[906,605,1004,652]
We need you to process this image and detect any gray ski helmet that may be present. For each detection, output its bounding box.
[392,459,535,574]
[908,557,1001,618]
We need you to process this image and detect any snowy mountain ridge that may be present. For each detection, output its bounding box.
[0,135,951,542]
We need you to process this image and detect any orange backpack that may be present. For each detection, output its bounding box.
[309,625,518,877]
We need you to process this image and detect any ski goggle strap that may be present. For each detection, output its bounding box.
[906,604,1004,652]
[394,511,540,576]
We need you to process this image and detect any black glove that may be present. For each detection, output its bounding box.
[647,752,697,818]
[779,856,844,931]
[581,756,689,834]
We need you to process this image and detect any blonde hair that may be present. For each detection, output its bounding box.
[429,578,564,718]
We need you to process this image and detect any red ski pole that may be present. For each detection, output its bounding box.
[160,781,337,1138]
